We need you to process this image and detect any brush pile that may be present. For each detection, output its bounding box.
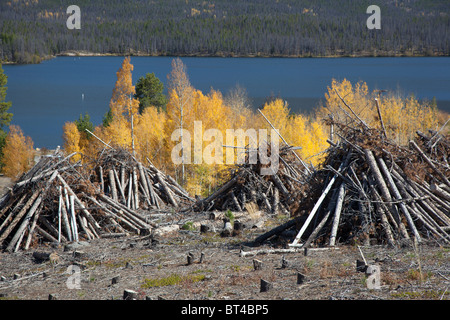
[257,115,450,247]
[89,148,194,211]
[193,145,312,216]
[0,147,193,252]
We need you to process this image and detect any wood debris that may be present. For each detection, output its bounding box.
[0,147,193,251]
[257,113,450,248]
[193,145,311,216]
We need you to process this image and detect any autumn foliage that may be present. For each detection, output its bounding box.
[317,78,440,146]
[2,125,34,179]
[62,57,444,196]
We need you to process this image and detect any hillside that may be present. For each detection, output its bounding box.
[0,0,449,64]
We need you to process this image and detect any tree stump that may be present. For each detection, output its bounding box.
[187,252,195,265]
[200,224,210,233]
[111,275,120,285]
[297,273,306,284]
[123,289,138,300]
[199,252,205,264]
[233,220,243,236]
[48,294,57,300]
[365,265,381,289]
[221,219,233,237]
[253,259,263,271]
[356,259,367,273]
[281,255,289,269]
[260,279,272,292]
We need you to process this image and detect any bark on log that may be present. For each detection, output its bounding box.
[254,215,307,245]
[377,158,421,241]
[6,195,43,252]
[99,166,104,193]
[133,167,139,209]
[230,191,242,212]
[57,174,101,234]
[137,164,151,206]
[430,182,450,202]
[329,182,346,246]
[156,172,178,207]
[113,168,126,203]
[290,159,345,247]
[108,170,118,201]
[364,149,409,239]
[0,189,41,244]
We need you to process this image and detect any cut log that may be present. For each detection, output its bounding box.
[364,149,409,240]
[108,169,118,201]
[329,182,346,246]
[0,189,41,244]
[156,172,178,207]
[377,157,421,242]
[290,156,348,247]
[6,195,43,252]
[430,182,450,202]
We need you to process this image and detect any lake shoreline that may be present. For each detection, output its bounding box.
[2,50,449,65]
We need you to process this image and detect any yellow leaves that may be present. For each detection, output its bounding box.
[134,106,167,168]
[110,56,140,122]
[319,78,371,125]
[2,125,34,180]
[379,94,438,145]
[102,115,132,149]
[62,121,82,162]
[283,112,328,167]
[259,98,290,133]
[319,78,439,147]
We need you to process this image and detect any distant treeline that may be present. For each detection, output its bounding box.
[0,0,449,64]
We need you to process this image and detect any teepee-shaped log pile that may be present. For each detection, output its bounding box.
[193,144,311,215]
[258,116,450,248]
[88,148,194,211]
[0,147,193,251]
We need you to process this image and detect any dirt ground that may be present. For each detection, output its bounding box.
[0,210,448,302]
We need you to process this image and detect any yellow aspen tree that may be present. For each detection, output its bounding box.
[224,84,253,130]
[285,114,328,167]
[165,58,194,182]
[194,89,232,193]
[259,98,290,134]
[379,94,438,145]
[318,78,373,126]
[2,125,34,179]
[62,121,82,162]
[102,56,140,150]
[134,106,167,169]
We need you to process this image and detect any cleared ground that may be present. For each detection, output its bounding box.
[0,214,448,301]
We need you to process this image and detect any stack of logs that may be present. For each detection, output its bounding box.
[89,148,194,211]
[0,148,193,251]
[193,145,311,216]
[256,116,450,248]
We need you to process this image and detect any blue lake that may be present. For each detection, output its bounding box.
[3,56,450,148]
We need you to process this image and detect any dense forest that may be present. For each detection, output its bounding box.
[0,0,449,63]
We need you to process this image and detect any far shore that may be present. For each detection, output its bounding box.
[2,50,448,65]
